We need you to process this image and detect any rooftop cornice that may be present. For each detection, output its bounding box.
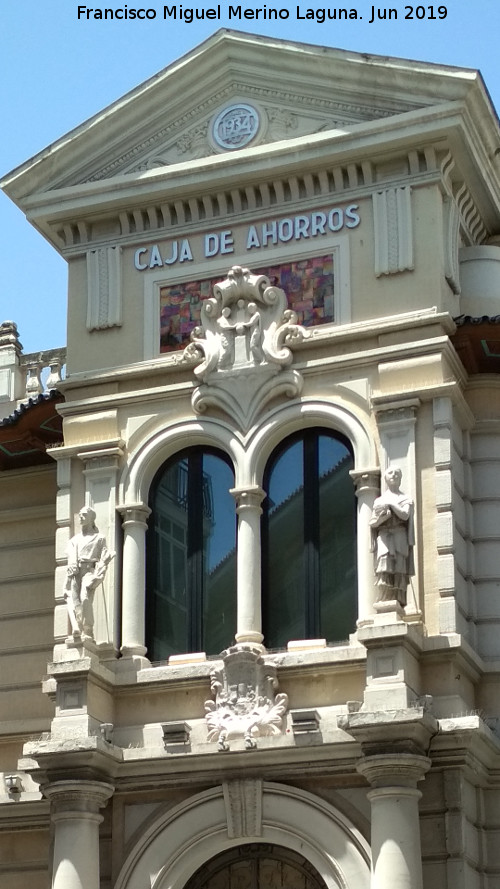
[9,103,497,259]
[17,102,478,211]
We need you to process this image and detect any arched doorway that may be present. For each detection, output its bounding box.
[113,783,370,889]
[185,844,329,889]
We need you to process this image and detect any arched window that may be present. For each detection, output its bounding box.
[262,429,356,649]
[146,448,236,661]
[185,844,329,889]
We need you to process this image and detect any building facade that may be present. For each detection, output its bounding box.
[1,30,500,889]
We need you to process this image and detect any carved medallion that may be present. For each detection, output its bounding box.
[212,104,260,150]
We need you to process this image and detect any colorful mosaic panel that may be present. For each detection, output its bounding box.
[159,255,334,353]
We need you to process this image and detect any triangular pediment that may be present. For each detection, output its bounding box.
[81,76,419,184]
[3,29,487,203]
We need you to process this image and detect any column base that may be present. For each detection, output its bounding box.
[120,644,148,659]
[235,631,264,645]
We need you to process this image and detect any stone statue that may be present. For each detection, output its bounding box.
[244,301,264,364]
[217,306,237,368]
[65,506,114,640]
[369,466,415,606]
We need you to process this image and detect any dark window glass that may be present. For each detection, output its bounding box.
[262,429,356,648]
[146,448,236,660]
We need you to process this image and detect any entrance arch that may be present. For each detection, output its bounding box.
[114,782,370,889]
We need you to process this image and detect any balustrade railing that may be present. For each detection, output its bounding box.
[20,348,66,399]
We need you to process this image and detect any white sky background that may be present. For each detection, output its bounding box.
[1,0,499,353]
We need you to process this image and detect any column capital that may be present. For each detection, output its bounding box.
[230,485,266,513]
[357,752,431,789]
[372,397,420,422]
[43,779,114,816]
[349,468,380,496]
[118,503,152,527]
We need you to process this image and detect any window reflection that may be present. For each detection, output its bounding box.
[262,430,356,648]
[146,449,236,660]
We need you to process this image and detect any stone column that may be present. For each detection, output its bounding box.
[357,754,430,889]
[44,780,114,889]
[118,504,151,658]
[230,486,265,645]
[350,469,380,623]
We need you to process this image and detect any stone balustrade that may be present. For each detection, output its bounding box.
[0,321,66,415]
[20,347,66,399]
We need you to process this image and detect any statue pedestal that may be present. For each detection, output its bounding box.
[358,619,424,710]
[373,599,405,621]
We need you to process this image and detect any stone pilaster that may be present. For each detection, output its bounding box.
[43,780,114,889]
[230,486,265,645]
[86,245,122,330]
[118,503,151,659]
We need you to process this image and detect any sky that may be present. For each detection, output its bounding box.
[1,0,499,353]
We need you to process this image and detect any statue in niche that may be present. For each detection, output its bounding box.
[369,466,415,606]
[65,506,114,640]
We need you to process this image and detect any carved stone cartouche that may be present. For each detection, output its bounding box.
[183,265,304,430]
[205,644,288,751]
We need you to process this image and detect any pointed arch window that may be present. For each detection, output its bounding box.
[146,448,236,661]
[262,429,356,649]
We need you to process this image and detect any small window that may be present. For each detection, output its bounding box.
[146,448,236,660]
[262,429,356,649]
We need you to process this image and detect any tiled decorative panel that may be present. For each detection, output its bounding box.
[159,255,334,353]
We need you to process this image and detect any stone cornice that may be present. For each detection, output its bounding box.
[13,102,500,253]
[54,308,456,410]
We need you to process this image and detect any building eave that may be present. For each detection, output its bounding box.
[12,103,500,255]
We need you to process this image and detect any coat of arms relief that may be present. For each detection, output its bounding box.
[205,645,288,751]
[183,264,305,430]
